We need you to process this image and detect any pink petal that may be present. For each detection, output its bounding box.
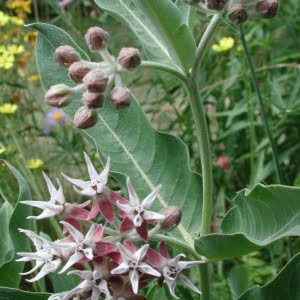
[70,206,89,220]
[110,191,129,205]
[159,241,170,259]
[76,200,90,208]
[136,220,148,241]
[95,242,116,255]
[119,210,127,219]
[120,217,135,233]
[108,251,122,264]
[145,248,165,268]
[88,200,100,220]
[62,218,81,234]
[98,199,114,223]
[124,240,136,254]
[93,224,104,242]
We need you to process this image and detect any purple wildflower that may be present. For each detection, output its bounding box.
[44,108,66,134]
[58,0,76,7]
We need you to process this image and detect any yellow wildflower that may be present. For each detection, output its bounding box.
[0,52,15,69]
[7,0,32,14]
[28,74,40,81]
[212,37,235,53]
[0,103,18,114]
[10,16,24,26]
[0,11,10,27]
[8,44,24,55]
[24,32,37,45]
[27,159,44,169]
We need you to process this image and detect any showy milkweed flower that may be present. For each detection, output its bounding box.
[27,159,44,169]
[44,108,66,134]
[0,103,18,114]
[212,37,235,52]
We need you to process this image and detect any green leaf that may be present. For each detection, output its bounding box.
[94,0,196,74]
[195,184,300,260]
[0,287,49,300]
[0,161,32,287]
[51,273,80,293]
[238,253,300,299]
[29,23,202,244]
[228,265,251,299]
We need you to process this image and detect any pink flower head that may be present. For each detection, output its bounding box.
[111,242,161,294]
[62,152,110,197]
[118,178,164,241]
[215,154,230,171]
[58,221,116,273]
[146,242,205,299]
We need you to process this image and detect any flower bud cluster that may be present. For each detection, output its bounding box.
[18,153,203,299]
[45,26,142,130]
[183,0,279,24]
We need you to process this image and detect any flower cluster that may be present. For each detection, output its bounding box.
[18,153,204,299]
[45,26,142,129]
[184,0,279,24]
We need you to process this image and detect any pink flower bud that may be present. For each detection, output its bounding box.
[54,45,80,68]
[74,106,98,129]
[85,27,110,51]
[256,0,279,19]
[45,84,74,108]
[83,69,109,93]
[109,87,131,110]
[68,62,92,83]
[82,91,104,109]
[159,206,182,230]
[228,4,248,24]
[215,155,230,171]
[206,0,227,10]
[118,47,141,70]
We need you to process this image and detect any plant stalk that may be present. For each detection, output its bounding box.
[240,25,283,184]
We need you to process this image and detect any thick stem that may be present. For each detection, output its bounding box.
[240,25,283,184]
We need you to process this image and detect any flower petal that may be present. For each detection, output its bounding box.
[20,260,44,275]
[88,200,100,220]
[95,157,110,185]
[129,269,140,294]
[135,220,148,241]
[141,185,161,210]
[178,274,202,295]
[138,262,161,277]
[145,248,165,268]
[27,259,61,282]
[74,185,96,197]
[143,210,164,222]
[120,217,135,234]
[177,260,205,271]
[61,172,90,190]
[165,279,179,299]
[98,198,114,223]
[83,224,96,245]
[111,262,130,275]
[159,241,170,259]
[126,177,139,206]
[43,172,56,196]
[93,224,104,242]
[95,242,116,256]
[59,251,84,274]
[133,244,149,263]
[60,221,84,243]
[84,152,99,180]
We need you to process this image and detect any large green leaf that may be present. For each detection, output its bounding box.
[29,23,202,245]
[238,253,300,299]
[0,162,32,287]
[195,184,300,260]
[94,0,196,74]
[0,287,49,300]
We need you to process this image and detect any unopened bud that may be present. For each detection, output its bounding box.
[82,91,104,109]
[159,206,182,230]
[228,4,248,24]
[74,106,98,129]
[183,0,200,5]
[45,84,74,108]
[54,45,80,68]
[109,87,131,110]
[68,62,92,83]
[206,0,227,10]
[83,69,109,93]
[85,27,110,51]
[256,0,278,19]
[118,47,141,70]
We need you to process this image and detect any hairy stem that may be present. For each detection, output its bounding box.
[240,25,283,184]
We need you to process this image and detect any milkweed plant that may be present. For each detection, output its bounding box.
[3,0,300,299]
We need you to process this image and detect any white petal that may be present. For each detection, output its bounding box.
[168,254,185,268]
[111,262,130,275]
[141,185,161,210]
[60,221,84,242]
[126,177,139,206]
[98,279,111,298]
[177,260,205,271]
[143,210,165,221]
[129,269,139,294]
[91,286,101,300]
[28,208,61,220]
[133,244,149,263]
[59,251,84,274]
[20,200,57,210]
[73,185,96,197]
[20,260,44,275]
[83,247,94,260]
[55,179,66,205]
[43,172,56,196]
[61,172,90,190]
[165,279,179,299]
[83,224,96,245]
[117,243,132,262]
[133,213,143,227]
[95,157,110,185]
[26,259,61,282]
[178,274,202,295]
[116,201,134,215]
[138,262,161,277]
[84,152,99,180]
[68,270,93,280]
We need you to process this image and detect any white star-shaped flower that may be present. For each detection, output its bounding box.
[62,152,110,197]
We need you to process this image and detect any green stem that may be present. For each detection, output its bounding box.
[240,25,283,184]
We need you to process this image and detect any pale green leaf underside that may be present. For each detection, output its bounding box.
[238,253,300,299]
[30,23,202,244]
[196,184,300,260]
[94,0,196,74]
